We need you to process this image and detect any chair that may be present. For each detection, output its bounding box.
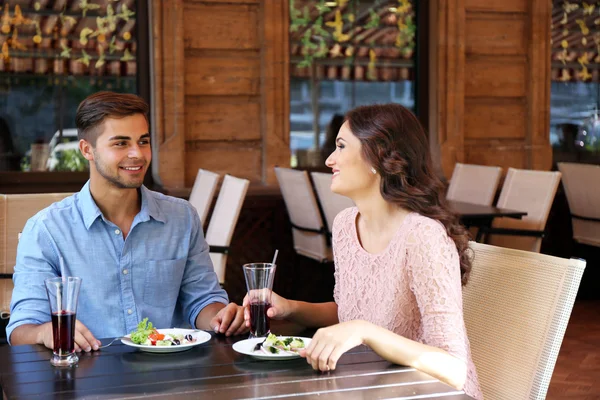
[446,163,503,206]
[188,169,220,226]
[463,241,585,400]
[310,172,354,233]
[274,167,332,262]
[485,168,561,252]
[0,193,72,342]
[205,175,250,285]
[557,162,600,248]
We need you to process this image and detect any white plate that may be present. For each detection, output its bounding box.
[121,328,211,353]
[232,336,311,360]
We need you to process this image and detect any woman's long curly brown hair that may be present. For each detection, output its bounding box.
[346,104,472,285]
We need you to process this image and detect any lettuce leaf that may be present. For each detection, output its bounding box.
[130,317,155,344]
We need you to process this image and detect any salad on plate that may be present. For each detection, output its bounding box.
[130,318,197,347]
[256,333,306,355]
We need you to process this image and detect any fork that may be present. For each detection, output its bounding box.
[98,337,124,349]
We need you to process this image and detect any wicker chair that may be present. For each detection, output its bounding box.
[485,168,561,252]
[446,163,503,206]
[557,162,600,248]
[463,242,585,400]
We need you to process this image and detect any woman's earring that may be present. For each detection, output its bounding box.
[371,167,377,175]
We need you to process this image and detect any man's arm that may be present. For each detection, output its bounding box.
[7,218,59,345]
[178,207,231,328]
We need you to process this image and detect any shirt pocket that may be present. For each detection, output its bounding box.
[143,258,186,307]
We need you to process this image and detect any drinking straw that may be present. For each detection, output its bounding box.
[272,249,279,266]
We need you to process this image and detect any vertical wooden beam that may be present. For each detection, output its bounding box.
[151,0,186,189]
[261,0,291,185]
[436,0,466,178]
[528,0,552,171]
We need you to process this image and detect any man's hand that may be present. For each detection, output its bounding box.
[209,303,248,337]
[37,320,101,352]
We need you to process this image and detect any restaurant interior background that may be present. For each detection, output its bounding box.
[0,0,599,304]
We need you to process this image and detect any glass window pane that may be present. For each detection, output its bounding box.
[0,1,138,172]
[289,0,418,167]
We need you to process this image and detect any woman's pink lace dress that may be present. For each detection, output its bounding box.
[332,207,483,400]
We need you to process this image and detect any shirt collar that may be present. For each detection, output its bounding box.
[78,181,166,230]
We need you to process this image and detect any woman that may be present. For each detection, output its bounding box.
[245,104,482,399]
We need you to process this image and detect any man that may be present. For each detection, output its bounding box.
[7,92,246,351]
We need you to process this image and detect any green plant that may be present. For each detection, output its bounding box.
[54,149,89,171]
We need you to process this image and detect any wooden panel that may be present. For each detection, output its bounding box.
[185,143,262,185]
[185,97,261,141]
[465,0,527,13]
[185,55,260,96]
[465,144,527,169]
[466,16,526,55]
[465,58,526,98]
[183,3,259,50]
[464,99,526,139]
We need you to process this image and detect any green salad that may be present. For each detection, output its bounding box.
[130,318,155,344]
[260,333,306,354]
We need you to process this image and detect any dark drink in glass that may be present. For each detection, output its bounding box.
[250,302,271,337]
[243,263,276,338]
[45,276,81,366]
[52,311,76,356]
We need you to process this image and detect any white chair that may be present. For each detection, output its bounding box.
[463,241,585,400]
[558,162,600,248]
[205,174,250,284]
[0,193,72,314]
[275,167,332,262]
[310,172,354,233]
[188,169,220,226]
[486,168,561,253]
[446,163,503,206]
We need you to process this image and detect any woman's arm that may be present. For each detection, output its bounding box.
[301,320,466,391]
[243,292,339,329]
[363,322,467,390]
[287,300,339,327]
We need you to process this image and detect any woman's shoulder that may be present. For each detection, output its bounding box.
[405,213,451,248]
[332,206,357,231]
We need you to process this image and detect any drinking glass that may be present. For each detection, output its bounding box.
[44,277,81,367]
[243,263,276,338]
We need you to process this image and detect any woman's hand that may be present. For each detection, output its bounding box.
[301,320,372,372]
[242,291,293,328]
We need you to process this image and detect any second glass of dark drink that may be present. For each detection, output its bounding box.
[243,263,276,337]
[44,277,82,367]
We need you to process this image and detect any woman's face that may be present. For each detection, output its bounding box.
[325,121,378,198]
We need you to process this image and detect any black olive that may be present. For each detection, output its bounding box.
[185,334,192,341]
[174,339,180,345]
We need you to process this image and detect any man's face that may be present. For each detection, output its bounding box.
[81,114,151,189]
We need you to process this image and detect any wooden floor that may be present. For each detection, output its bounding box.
[547,300,600,399]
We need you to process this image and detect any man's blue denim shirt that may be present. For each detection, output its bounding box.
[7,181,228,343]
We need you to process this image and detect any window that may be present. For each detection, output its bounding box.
[289,0,422,167]
[550,0,600,164]
[0,1,142,173]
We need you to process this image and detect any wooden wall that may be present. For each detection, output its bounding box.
[151,0,290,189]
[434,0,552,178]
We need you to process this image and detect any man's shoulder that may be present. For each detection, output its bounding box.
[28,194,79,226]
[145,188,195,215]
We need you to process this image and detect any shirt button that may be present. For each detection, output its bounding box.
[127,309,133,315]
[123,269,128,275]
[114,229,120,235]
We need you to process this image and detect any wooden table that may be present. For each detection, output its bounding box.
[449,200,527,242]
[0,333,473,399]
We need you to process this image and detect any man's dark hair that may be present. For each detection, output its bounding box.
[75,91,149,146]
